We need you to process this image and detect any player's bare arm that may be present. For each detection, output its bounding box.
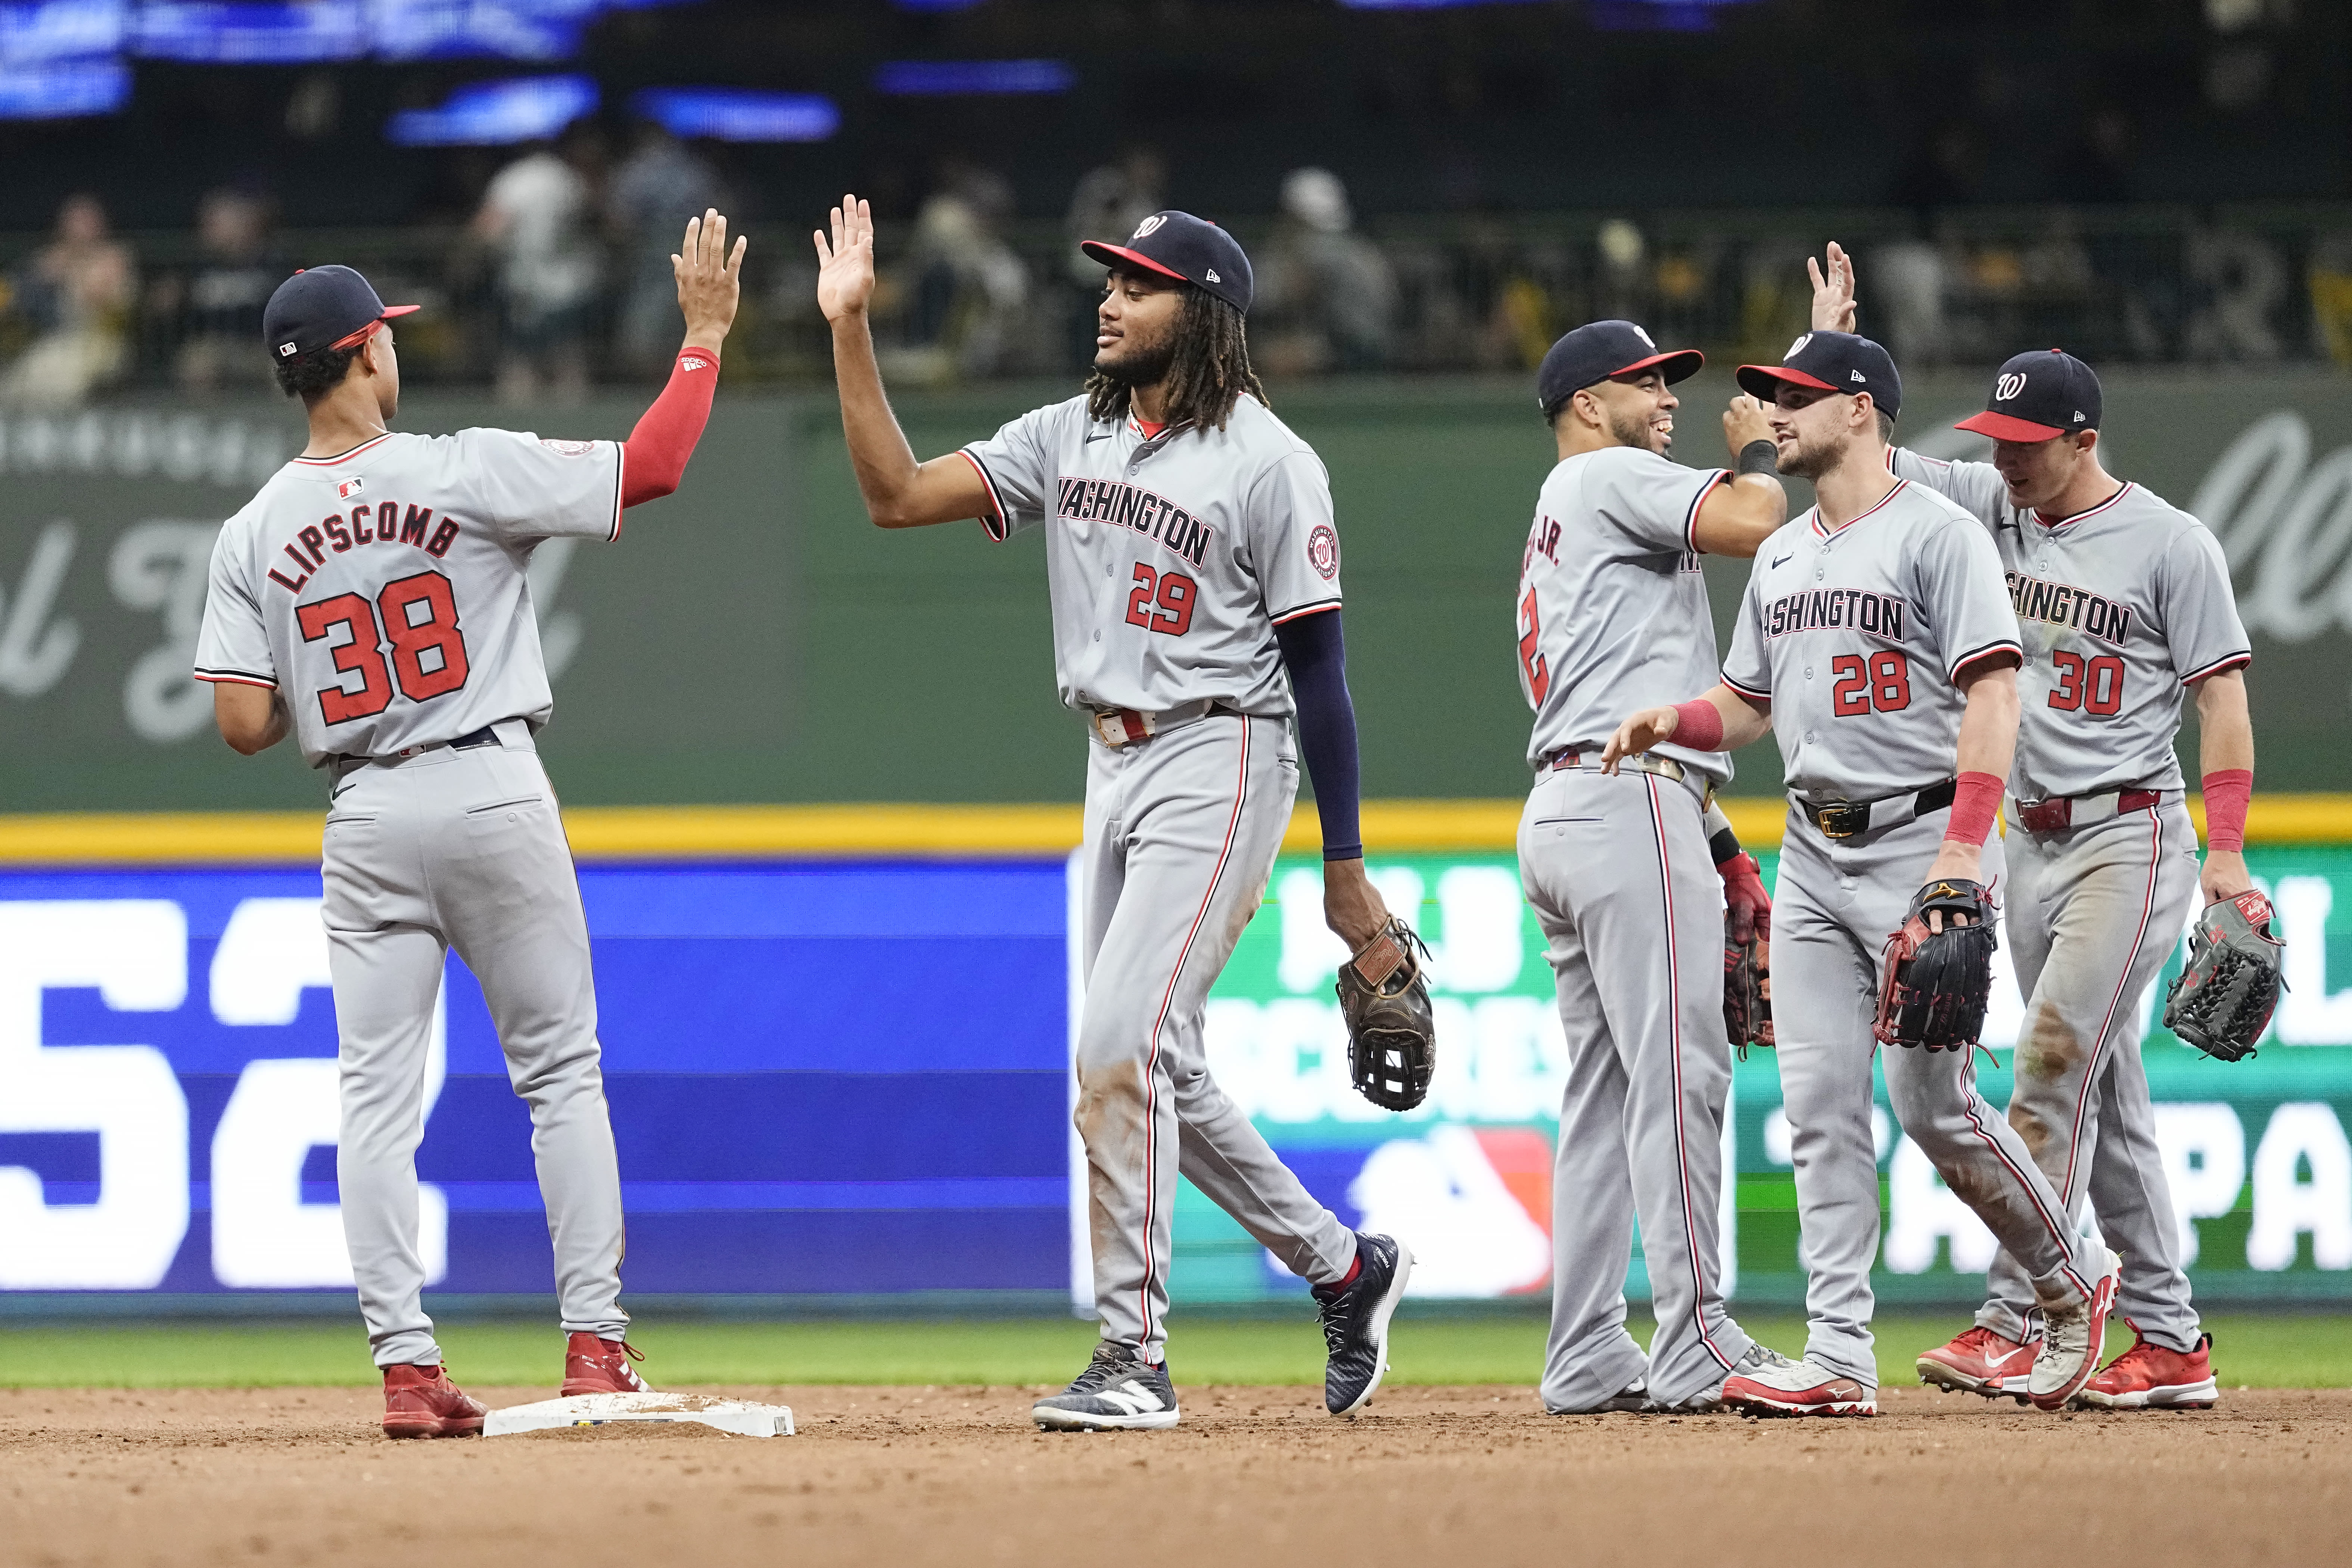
[814,194,991,528]
[1321,858,1391,952]
[2193,666,2256,903]
[1690,394,1786,557]
[213,682,289,755]
[1808,241,1859,333]
[1921,659,2021,905]
[1600,684,1771,772]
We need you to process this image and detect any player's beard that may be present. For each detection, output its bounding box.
[1094,329,1176,390]
[1774,428,1844,481]
[1610,406,1669,455]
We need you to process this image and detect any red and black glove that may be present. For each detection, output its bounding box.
[1720,850,1773,1052]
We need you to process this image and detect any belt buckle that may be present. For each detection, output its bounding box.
[1813,800,1868,840]
[2019,798,2071,834]
[1093,709,1154,747]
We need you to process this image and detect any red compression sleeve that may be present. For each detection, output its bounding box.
[2203,769,2253,853]
[1670,699,1725,751]
[1945,770,2004,846]
[620,346,720,508]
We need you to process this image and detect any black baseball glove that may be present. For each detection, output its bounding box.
[1874,878,1999,1053]
[1337,917,1436,1112]
[2163,889,2284,1062]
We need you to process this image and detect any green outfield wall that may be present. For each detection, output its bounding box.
[3,370,2348,812]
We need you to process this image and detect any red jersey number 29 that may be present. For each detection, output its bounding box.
[1125,563,1197,636]
[296,569,472,725]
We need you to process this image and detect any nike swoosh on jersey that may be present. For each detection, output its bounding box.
[1770,553,1792,568]
[1084,431,1114,443]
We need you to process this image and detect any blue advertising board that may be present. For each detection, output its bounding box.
[0,864,1069,1302]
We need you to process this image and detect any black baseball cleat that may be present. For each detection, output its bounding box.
[1315,1231,1415,1417]
[1032,1342,1180,1431]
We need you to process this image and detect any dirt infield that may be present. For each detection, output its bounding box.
[4,1383,2344,1567]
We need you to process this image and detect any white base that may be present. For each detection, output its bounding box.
[483,1391,795,1438]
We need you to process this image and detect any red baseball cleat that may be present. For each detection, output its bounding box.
[381,1363,486,1439]
[2075,1324,2218,1410]
[1916,1325,2035,1403]
[1720,1357,1877,1418]
[562,1332,654,1396]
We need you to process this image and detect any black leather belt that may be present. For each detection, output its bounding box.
[448,724,501,750]
[1801,779,1957,840]
[330,721,506,774]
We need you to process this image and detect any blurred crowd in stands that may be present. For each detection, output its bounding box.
[8,131,2352,407]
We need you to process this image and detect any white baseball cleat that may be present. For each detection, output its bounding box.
[2030,1248,2123,1412]
[1719,1356,1877,1418]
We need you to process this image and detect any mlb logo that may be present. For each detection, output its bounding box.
[337,477,365,500]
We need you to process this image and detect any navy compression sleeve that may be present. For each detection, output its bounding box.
[1272,607,1364,861]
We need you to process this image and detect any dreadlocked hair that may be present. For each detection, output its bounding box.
[1084,284,1267,433]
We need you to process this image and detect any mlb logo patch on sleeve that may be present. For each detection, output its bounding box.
[539,438,598,457]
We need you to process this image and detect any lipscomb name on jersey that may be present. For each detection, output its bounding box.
[1054,475,1211,568]
[2006,571,2132,646]
[266,501,462,594]
[1762,587,1907,642]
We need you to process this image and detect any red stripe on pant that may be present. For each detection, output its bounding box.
[1134,720,1251,1354]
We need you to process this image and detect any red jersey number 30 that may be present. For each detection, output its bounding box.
[297,569,473,725]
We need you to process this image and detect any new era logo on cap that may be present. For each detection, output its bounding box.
[1851,369,1866,382]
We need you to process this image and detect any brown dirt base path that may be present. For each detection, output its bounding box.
[5,1384,2345,1568]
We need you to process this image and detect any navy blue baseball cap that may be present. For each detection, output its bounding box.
[1959,349,2102,442]
[1737,330,1902,419]
[262,264,418,362]
[1536,320,1704,416]
[1082,211,1253,314]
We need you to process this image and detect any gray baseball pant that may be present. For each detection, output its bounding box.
[1774,808,2105,1387]
[321,730,629,1369]
[1519,765,1753,1413]
[1979,799,2203,1351]
[1075,712,1357,1364]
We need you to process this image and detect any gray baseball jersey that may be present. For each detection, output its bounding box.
[194,425,635,1375]
[1888,451,2251,800]
[960,395,1341,717]
[1722,480,2022,800]
[1516,446,1731,780]
[195,428,622,766]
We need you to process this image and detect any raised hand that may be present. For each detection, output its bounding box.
[813,193,877,323]
[673,208,747,349]
[1807,240,1858,333]
[1724,392,1774,457]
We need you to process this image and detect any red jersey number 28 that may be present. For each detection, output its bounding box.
[296,569,472,725]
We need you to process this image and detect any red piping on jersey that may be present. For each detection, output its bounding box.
[1646,774,1736,1377]
[2036,483,2134,532]
[1271,598,1341,625]
[1720,670,1771,703]
[1684,469,1728,553]
[1949,638,2025,686]
[194,671,276,690]
[960,449,1011,542]
[291,432,395,467]
[1810,478,1909,539]
[2182,648,2253,684]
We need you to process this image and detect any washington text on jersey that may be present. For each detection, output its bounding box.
[1054,474,1213,568]
[2006,572,2132,645]
[1761,587,1907,642]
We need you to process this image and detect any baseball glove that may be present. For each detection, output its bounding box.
[1721,851,1773,1056]
[1337,917,1437,1112]
[1874,878,1999,1052]
[2162,889,2284,1062]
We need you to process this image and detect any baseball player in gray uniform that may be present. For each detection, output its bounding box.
[195,215,747,1437]
[1810,246,2252,1409]
[1514,320,1798,1414]
[1604,330,2122,1417]
[813,196,1412,1431]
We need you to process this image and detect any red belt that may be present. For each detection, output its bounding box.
[2017,789,2160,835]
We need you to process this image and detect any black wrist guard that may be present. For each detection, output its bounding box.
[1736,439,1779,477]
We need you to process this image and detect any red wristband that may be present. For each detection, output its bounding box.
[1944,771,2003,846]
[1670,699,1725,751]
[2202,769,2253,853]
